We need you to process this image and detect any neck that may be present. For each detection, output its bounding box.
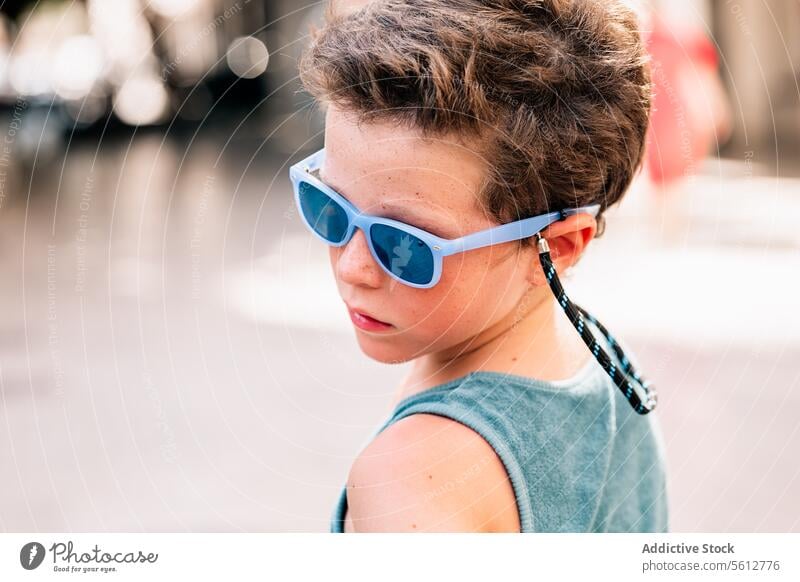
[395,284,589,405]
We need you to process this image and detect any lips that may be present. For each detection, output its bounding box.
[346,305,393,332]
[348,306,392,325]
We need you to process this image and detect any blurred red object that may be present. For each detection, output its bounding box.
[645,16,731,185]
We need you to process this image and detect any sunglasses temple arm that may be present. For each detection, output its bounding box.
[441,204,600,255]
[563,204,601,218]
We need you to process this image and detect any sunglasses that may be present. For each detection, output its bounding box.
[289,148,601,289]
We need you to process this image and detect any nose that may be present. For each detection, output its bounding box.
[333,228,383,288]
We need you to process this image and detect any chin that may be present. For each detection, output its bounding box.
[353,332,415,365]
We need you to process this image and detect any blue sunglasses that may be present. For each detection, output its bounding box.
[289,148,601,289]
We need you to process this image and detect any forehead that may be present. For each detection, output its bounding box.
[321,105,492,228]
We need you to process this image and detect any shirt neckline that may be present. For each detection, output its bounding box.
[392,352,599,412]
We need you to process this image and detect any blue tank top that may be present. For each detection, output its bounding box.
[330,319,669,532]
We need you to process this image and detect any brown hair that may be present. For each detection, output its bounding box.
[299,0,652,240]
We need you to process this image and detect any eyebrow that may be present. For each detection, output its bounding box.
[316,169,453,238]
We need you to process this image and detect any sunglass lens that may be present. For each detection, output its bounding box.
[297,181,349,244]
[370,223,435,286]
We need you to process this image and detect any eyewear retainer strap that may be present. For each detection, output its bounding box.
[535,234,658,415]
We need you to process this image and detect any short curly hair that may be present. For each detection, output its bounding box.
[299,0,652,239]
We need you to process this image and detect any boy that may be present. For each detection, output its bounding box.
[294,0,668,532]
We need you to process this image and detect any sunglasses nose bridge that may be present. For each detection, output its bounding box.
[335,225,385,289]
[345,212,369,244]
[346,218,384,272]
[340,217,407,285]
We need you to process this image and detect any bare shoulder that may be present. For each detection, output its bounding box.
[345,413,520,532]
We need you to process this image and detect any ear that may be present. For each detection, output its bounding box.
[528,213,598,286]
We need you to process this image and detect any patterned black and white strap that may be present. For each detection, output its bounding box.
[535,234,658,415]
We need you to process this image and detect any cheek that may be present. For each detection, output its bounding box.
[409,250,528,336]
[440,246,528,302]
[403,254,472,311]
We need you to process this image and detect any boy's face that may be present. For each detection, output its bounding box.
[319,104,539,364]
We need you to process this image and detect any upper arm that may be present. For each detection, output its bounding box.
[345,413,521,532]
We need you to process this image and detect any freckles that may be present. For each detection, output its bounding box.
[439,253,472,284]
[439,303,467,324]
[442,263,489,294]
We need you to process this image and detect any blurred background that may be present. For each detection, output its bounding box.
[0,0,797,532]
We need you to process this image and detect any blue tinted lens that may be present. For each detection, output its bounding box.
[297,181,349,243]
[370,223,435,286]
